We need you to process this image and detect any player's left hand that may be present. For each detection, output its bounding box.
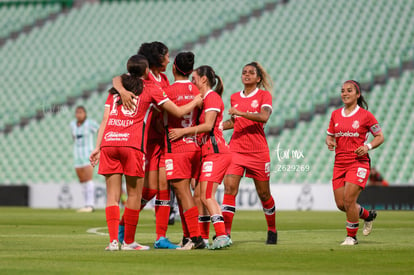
[228,107,241,116]
[169,128,184,141]
[89,148,100,167]
[355,145,369,156]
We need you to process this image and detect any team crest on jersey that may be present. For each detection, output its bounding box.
[356,167,367,178]
[352,120,360,129]
[188,84,192,91]
[121,98,139,117]
[251,100,259,108]
[202,161,213,173]
[165,159,173,171]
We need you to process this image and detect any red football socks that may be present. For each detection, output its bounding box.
[198,215,210,240]
[261,196,277,233]
[123,207,140,244]
[155,189,170,240]
[183,206,201,238]
[346,220,359,237]
[105,205,120,242]
[179,204,190,238]
[211,214,226,237]
[222,194,236,236]
[359,206,370,220]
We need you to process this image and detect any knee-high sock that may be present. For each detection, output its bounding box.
[183,206,200,238]
[211,214,226,237]
[105,205,120,242]
[359,206,369,220]
[179,204,190,238]
[155,189,170,240]
[222,194,236,236]
[346,221,359,237]
[261,196,276,233]
[124,207,140,244]
[198,215,210,240]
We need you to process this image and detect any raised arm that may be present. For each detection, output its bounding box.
[161,94,203,118]
[168,111,218,141]
[112,75,137,111]
[89,107,110,167]
[228,106,272,123]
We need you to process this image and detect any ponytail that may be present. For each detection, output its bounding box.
[195,65,224,97]
[345,80,368,110]
[109,54,148,104]
[245,61,273,93]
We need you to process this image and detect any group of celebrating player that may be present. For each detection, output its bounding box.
[87,40,384,251]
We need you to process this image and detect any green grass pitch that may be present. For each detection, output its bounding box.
[0,208,413,274]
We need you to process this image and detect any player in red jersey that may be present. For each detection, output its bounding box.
[113,42,176,248]
[221,62,277,244]
[90,55,201,251]
[169,65,232,249]
[162,52,207,250]
[326,80,384,245]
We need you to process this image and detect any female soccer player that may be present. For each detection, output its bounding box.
[221,62,277,245]
[90,54,201,251]
[70,106,99,213]
[326,80,384,246]
[162,52,206,250]
[169,65,232,249]
[113,42,176,248]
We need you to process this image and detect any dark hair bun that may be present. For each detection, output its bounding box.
[174,52,195,76]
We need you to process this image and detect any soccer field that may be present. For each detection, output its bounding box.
[0,208,413,274]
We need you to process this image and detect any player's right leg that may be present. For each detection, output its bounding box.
[75,165,95,213]
[171,179,205,250]
[104,173,122,251]
[194,180,210,246]
[222,174,242,236]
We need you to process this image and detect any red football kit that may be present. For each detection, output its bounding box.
[226,88,272,181]
[327,105,382,190]
[198,90,232,183]
[98,80,169,177]
[163,80,201,180]
[146,71,170,171]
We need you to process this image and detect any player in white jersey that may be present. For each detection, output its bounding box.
[70,106,99,212]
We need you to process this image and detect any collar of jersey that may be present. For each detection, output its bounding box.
[174,80,191,83]
[150,70,162,82]
[240,88,259,98]
[341,105,360,117]
[204,89,214,99]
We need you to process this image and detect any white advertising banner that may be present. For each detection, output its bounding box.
[29,182,337,211]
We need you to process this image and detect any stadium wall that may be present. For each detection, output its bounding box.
[27,182,338,210]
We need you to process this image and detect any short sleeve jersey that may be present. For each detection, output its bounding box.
[198,90,230,156]
[70,118,99,157]
[147,71,170,144]
[327,106,381,164]
[101,80,169,152]
[164,80,200,153]
[229,88,272,153]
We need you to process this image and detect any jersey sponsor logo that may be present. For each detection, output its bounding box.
[202,161,213,173]
[352,120,360,129]
[251,99,259,108]
[265,162,271,173]
[334,131,360,137]
[165,159,173,171]
[108,118,134,127]
[104,131,130,141]
[357,167,367,178]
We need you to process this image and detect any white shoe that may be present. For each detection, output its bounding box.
[363,210,377,236]
[341,236,358,246]
[105,240,119,251]
[176,240,194,250]
[77,206,94,213]
[121,241,150,251]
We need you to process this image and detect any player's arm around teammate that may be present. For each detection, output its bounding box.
[221,62,277,244]
[326,80,384,246]
[169,65,233,249]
